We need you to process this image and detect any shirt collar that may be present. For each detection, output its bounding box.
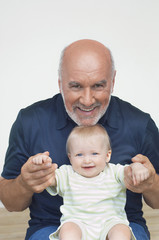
[98,96,120,129]
[56,94,70,129]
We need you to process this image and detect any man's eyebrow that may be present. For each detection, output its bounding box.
[94,80,107,85]
[68,81,80,87]
[68,79,107,87]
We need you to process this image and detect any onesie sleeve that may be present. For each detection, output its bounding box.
[114,163,126,187]
[46,165,69,197]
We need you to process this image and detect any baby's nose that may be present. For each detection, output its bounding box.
[84,156,91,164]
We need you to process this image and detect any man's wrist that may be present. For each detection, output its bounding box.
[17,175,34,196]
[143,173,159,208]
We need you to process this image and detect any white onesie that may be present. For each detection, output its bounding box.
[47,164,136,240]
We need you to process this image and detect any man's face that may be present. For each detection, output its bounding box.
[59,48,115,126]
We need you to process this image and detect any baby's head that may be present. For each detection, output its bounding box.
[66,124,112,178]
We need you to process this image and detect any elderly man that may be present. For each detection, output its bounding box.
[0,39,159,240]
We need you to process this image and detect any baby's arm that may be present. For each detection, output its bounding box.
[130,162,150,186]
[32,152,57,187]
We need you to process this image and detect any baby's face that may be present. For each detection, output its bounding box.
[68,135,111,178]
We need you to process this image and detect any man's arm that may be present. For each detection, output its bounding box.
[143,173,159,209]
[124,154,159,209]
[0,152,57,211]
[0,176,33,211]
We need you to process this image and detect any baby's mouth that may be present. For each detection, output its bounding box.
[82,166,95,170]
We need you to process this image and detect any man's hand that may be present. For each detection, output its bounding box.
[20,151,58,193]
[0,152,58,211]
[124,154,156,193]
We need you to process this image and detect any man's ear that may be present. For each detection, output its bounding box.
[105,150,112,163]
[58,79,62,93]
[111,70,116,93]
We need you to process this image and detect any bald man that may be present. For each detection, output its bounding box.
[0,39,159,240]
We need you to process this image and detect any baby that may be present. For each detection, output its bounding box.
[32,124,149,240]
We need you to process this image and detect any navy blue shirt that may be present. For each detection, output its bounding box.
[2,94,159,239]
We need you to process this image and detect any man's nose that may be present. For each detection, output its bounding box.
[79,88,95,106]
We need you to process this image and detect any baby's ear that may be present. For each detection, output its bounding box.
[106,150,112,163]
[68,153,71,161]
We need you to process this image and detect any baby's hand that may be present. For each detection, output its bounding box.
[32,151,52,166]
[131,162,149,186]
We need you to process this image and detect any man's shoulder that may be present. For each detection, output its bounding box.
[105,96,151,135]
[21,93,62,114]
[13,93,64,130]
[111,96,150,121]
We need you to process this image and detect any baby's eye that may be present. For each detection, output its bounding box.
[76,153,83,157]
[92,152,98,155]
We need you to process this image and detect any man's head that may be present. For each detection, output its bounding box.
[66,124,112,178]
[58,39,116,126]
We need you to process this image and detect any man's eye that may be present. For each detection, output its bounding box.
[69,82,82,90]
[93,84,104,90]
[95,84,103,87]
[72,85,81,88]
[93,80,107,90]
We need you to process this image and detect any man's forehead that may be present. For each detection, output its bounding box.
[62,54,111,80]
[63,40,111,68]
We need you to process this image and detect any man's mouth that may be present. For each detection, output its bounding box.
[79,106,96,112]
[74,103,101,113]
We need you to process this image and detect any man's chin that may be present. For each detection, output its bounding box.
[66,108,105,126]
[72,116,99,126]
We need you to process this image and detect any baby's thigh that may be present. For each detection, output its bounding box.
[59,221,82,240]
[106,224,131,240]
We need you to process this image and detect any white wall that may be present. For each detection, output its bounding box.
[0,0,159,174]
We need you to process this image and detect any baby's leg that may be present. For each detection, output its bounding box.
[106,224,131,240]
[59,222,82,240]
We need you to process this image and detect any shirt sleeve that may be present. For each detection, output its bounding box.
[141,118,159,173]
[1,110,30,179]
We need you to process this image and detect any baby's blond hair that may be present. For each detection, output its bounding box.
[66,124,111,154]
